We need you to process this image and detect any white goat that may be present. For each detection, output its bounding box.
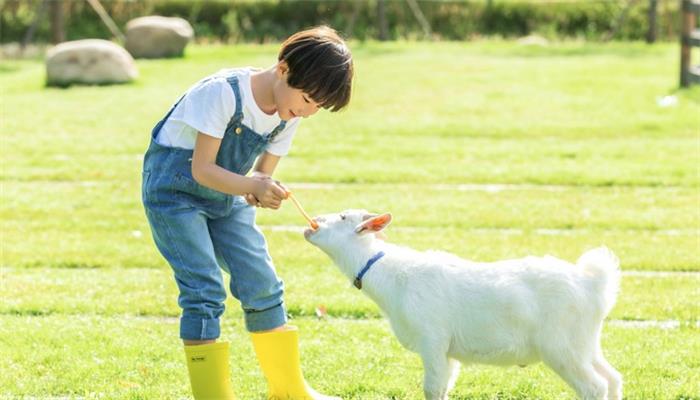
[303,210,622,400]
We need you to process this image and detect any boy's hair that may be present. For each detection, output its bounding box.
[278,26,353,112]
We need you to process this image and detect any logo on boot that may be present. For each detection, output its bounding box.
[190,356,206,362]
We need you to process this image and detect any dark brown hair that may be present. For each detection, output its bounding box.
[278,26,353,112]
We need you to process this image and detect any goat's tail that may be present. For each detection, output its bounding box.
[577,246,621,316]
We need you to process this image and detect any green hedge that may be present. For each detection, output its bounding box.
[0,0,682,44]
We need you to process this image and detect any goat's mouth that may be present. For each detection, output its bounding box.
[303,227,316,240]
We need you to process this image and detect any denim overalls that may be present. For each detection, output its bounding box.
[142,73,288,340]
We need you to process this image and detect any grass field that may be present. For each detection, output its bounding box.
[1,40,699,399]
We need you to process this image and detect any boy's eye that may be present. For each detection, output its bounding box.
[303,96,310,103]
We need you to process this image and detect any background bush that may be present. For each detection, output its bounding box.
[0,0,683,44]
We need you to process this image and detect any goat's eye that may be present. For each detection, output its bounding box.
[340,214,346,220]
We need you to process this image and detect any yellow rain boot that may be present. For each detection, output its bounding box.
[184,342,235,400]
[251,326,341,400]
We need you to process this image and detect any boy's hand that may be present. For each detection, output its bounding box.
[252,179,287,209]
[245,173,270,207]
[246,174,289,208]
[244,193,260,207]
[274,180,289,197]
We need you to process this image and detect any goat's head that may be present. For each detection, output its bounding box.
[304,209,392,256]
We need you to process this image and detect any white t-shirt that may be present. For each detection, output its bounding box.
[155,67,300,156]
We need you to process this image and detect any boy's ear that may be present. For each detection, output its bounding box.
[276,61,289,78]
[354,213,392,234]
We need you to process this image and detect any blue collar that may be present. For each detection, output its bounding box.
[353,251,385,290]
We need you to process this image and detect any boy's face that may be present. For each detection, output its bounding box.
[274,62,321,121]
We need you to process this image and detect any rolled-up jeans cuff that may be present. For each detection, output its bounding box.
[180,316,220,340]
[244,303,288,332]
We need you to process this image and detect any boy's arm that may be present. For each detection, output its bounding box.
[244,152,288,206]
[245,151,286,206]
[251,151,282,178]
[192,132,286,209]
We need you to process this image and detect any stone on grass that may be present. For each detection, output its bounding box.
[125,16,194,59]
[46,39,138,86]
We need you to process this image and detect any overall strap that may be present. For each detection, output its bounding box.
[225,75,244,124]
[267,119,287,141]
[224,72,286,141]
[151,75,219,140]
[151,93,186,140]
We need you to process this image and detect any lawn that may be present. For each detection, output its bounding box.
[1,40,699,399]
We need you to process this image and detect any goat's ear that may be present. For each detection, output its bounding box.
[361,213,378,221]
[354,213,392,234]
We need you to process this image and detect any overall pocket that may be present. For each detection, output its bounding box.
[217,126,268,176]
[173,170,228,202]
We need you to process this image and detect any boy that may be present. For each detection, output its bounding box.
[142,26,353,399]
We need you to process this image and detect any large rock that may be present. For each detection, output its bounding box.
[125,16,194,59]
[45,39,138,86]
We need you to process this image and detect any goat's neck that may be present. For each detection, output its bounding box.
[332,240,404,312]
[331,239,385,280]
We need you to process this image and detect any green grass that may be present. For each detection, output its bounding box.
[2,267,699,322]
[3,181,700,271]
[1,315,698,400]
[1,40,699,399]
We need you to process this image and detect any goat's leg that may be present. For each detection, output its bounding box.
[542,351,608,400]
[593,352,622,400]
[420,351,452,400]
[444,358,461,397]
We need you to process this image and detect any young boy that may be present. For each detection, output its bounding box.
[141,26,353,399]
